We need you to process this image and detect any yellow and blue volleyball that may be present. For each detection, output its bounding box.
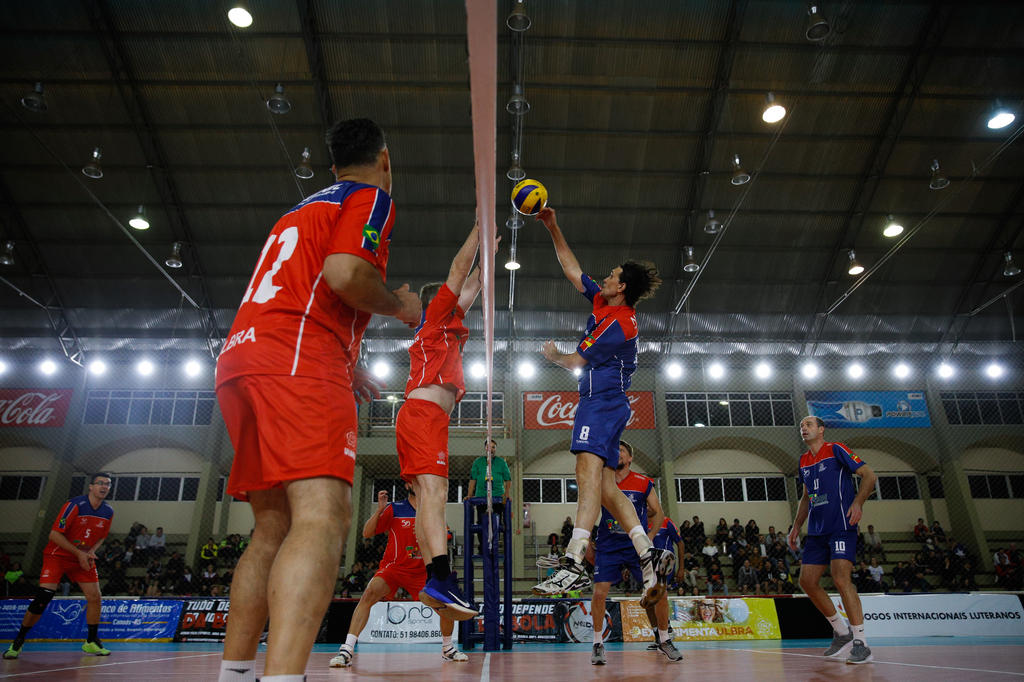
[511,178,548,216]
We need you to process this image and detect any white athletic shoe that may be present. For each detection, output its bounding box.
[329,647,354,668]
[532,558,592,596]
[442,645,468,662]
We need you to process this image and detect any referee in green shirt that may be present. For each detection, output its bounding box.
[464,439,511,553]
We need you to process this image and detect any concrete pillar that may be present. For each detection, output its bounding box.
[918,473,935,526]
[653,374,680,526]
[186,410,226,565]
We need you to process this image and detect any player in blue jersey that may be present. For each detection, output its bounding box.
[646,515,684,650]
[788,416,878,665]
[531,207,673,606]
[588,442,682,664]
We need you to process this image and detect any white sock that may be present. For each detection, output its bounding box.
[442,634,454,649]
[345,633,358,649]
[850,623,866,643]
[593,628,603,645]
[260,677,304,682]
[659,629,670,643]
[567,529,590,562]
[629,525,653,554]
[218,660,256,682]
[826,612,850,635]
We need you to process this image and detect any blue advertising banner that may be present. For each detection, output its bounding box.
[805,390,931,428]
[0,598,182,642]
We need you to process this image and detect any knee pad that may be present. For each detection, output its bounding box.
[27,587,56,615]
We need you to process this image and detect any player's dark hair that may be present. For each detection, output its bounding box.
[618,259,661,307]
[619,440,634,457]
[91,472,112,484]
[325,118,386,169]
[419,281,443,309]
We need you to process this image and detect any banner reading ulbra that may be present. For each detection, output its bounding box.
[832,593,1024,637]
[652,597,781,642]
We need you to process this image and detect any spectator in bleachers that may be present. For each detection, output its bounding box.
[691,516,705,544]
[199,537,218,567]
[765,525,781,546]
[146,558,163,584]
[738,559,760,594]
[762,560,783,595]
[729,518,744,543]
[200,563,219,593]
[546,533,560,557]
[768,538,789,571]
[149,527,167,558]
[948,536,967,560]
[866,557,887,592]
[851,560,870,592]
[892,561,911,592]
[341,562,368,597]
[775,559,795,594]
[744,519,760,545]
[176,566,195,595]
[939,554,960,591]
[957,561,978,591]
[125,521,143,547]
[1008,543,1021,566]
[134,525,151,565]
[994,548,1020,589]
[560,516,573,551]
[913,518,930,545]
[754,535,768,557]
[706,561,728,596]
[679,520,693,548]
[864,524,885,561]
[164,552,185,583]
[904,557,932,592]
[930,520,946,544]
[713,518,729,548]
[701,537,719,569]
[679,552,700,596]
[355,537,377,567]
[104,561,128,595]
[128,578,145,597]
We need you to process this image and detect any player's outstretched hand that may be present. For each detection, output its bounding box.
[352,365,384,404]
[786,527,800,552]
[392,283,422,328]
[535,207,557,231]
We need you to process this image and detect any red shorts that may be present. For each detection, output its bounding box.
[375,562,427,600]
[217,374,358,501]
[396,398,450,480]
[40,554,98,585]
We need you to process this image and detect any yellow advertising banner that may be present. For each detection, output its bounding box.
[619,597,782,642]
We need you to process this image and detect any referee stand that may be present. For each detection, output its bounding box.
[459,497,513,651]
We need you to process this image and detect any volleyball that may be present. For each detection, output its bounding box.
[511,178,548,216]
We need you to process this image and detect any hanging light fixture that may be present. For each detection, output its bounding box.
[731,154,750,185]
[847,249,864,276]
[761,92,786,123]
[987,101,1015,130]
[20,82,47,112]
[227,2,253,28]
[505,210,525,230]
[929,159,949,190]
[506,151,526,181]
[295,147,314,179]
[805,2,831,41]
[506,84,530,115]
[129,205,150,230]
[0,241,14,267]
[682,246,700,273]
[507,0,531,31]
[505,242,521,270]
[267,83,291,115]
[1003,252,1021,277]
[81,147,103,179]
[703,209,721,234]
[882,214,904,238]
[165,242,183,269]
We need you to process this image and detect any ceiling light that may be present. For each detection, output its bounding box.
[666,362,683,379]
[731,154,750,185]
[517,360,536,379]
[754,362,772,379]
[136,359,155,376]
[505,242,521,270]
[506,84,530,115]
[719,400,729,406]
[0,241,14,267]
[987,101,1015,130]
[682,245,699,273]
[0,359,7,375]
[937,362,955,379]
[703,209,721,234]
[129,205,150,230]
[761,92,786,123]
[39,359,58,375]
[184,359,202,377]
[985,362,1004,379]
[372,360,391,379]
[227,3,253,28]
[82,147,103,179]
[165,242,183,269]
[386,394,398,403]
[267,83,291,115]
[929,159,949,190]
[295,147,314,179]
[505,211,525,230]
[882,215,903,238]
[847,249,864,276]
[708,362,724,379]
[847,362,864,379]
[470,361,486,379]
[506,0,531,31]
[893,362,911,379]
[88,359,107,376]
[20,82,47,112]
[805,2,831,41]
[800,362,819,379]
[694,422,706,428]
[1003,252,1021,277]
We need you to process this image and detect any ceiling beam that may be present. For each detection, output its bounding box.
[295,0,334,132]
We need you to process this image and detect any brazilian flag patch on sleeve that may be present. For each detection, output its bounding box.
[361,224,381,252]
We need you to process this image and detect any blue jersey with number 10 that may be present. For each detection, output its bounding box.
[799,442,865,536]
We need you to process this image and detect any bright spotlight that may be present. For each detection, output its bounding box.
[88,360,107,376]
[184,359,202,377]
[893,362,911,379]
[469,361,486,379]
[847,362,865,379]
[517,361,536,379]
[937,362,955,379]
[666,362,683,379]
[227,5,253,28]
[573,367,582,376]
[800,362,819,379]
[371,360,391,379]
[754,362,772,379]
[0,359,7,374]
[40,359,58,375]
[708,362,725,379]
[985,362,1004,379]
[136,359,155,376]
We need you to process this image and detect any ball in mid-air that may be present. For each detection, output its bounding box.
[511,178,548,216]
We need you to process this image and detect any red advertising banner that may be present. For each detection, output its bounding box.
[522,391,655,430]
[0,389,73,427]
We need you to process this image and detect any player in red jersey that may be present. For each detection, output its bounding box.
[397,223,494,620]
[328,487,467,668]
[215,118,422,682]
[4,473,114,660]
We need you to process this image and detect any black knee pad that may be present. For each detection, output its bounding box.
[27,587,56,615]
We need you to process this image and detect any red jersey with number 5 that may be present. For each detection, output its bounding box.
[216,181,395,389]
[43,495,114,561]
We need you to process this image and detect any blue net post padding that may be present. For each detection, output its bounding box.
[458,497,513,650]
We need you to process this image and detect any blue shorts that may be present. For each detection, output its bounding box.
[594,545,642,585]
[802,530,858,565]
[571,394,632,468]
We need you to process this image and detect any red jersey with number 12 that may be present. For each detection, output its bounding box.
[375,500,422,570]
[43,495,114,561]
[216,181,395,389]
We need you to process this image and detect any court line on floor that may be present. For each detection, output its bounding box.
[0,652,222,679]
[480,652,490,682]
[736,647,1024,677]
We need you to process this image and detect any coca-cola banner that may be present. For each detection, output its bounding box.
[523,391,655,430]
[0,389,74,427]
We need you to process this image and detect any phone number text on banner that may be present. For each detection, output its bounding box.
[360,601,442,643]
[0,598,182,642]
